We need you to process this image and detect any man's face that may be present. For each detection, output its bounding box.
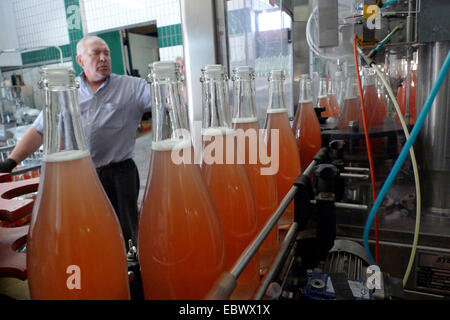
[177,59,185,75]
[77,40,111,82]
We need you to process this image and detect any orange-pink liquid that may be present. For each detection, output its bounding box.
[329,93,340,117]
[264,111,301,229]
[397,70,416,125]
[234,120,279,271]
[363,85,387,153]
[202,134,260,299]
[27,152,130,300]
[364,85,386,127]
[292,101,322,170]
[139,146,225,300]
[338,98,363,130]
[318,96,338,117]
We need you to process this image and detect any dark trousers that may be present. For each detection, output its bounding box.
[96,158,140,251]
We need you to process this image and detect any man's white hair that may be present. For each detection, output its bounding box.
[76,36,109,56]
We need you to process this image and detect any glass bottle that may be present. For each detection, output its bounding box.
[293,74,322,170]
[363,66,386,127]
[328,74,342,117]
[316,77,337,117]
[26,67,130,299]
[263,70,301,229]
[337,70,363,130]
[231,66,278,273]
[139,62,225,299]
[397,69,416,125]
[200,64,259,300]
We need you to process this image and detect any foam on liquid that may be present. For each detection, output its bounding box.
[201,127,235,136]
[232,117,258,124]
[152,138,192,151]
[43,149,90,162]
[266,108,287,114]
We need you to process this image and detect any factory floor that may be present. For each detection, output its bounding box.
[0,129,154,300]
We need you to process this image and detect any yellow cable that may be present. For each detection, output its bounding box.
[357,47,421,287]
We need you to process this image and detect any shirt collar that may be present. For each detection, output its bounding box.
[79,72,112,94]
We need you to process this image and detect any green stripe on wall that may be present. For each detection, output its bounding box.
[64,0,84,75]
[21,44,72,65]
[157,23,183,48]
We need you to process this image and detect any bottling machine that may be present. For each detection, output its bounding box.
[1,0,449,301]
[180,0,450,300]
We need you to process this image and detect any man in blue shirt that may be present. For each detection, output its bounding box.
[0,36,152,250]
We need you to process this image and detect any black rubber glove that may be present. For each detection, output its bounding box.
[0,158,17,173]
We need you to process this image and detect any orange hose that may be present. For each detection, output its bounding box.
[353,35,379,265]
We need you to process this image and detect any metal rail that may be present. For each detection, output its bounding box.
[207,155,369,299]
[254,222,299,300]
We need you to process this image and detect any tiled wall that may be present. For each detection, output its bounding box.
[81,0,183,61]
[1,0,78,108]
[13,0,70,49]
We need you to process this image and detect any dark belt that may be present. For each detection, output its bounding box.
[96,158,133,172]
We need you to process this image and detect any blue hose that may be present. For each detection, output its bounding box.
[382,0,398,8]
[364,50,450,265]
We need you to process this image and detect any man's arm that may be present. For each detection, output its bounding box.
[0,128,44,172]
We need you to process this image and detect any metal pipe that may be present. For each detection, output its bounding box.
[253,222,299,300]
[230,185,299,278]
[310,200,368,211]
[344,166,370,172]
[303,160,317,177]
[208,167,312,299]
[340,173,369,180]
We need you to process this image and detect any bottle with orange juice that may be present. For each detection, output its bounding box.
[201,64,259,300]
[363,66,386,127]
[293,74,322,171]
[27,67,130,300]
[337,70,363,130]
[138,62,226,300]
[231,66,278,272]
[263,70,301,230]
[317,77,338,118]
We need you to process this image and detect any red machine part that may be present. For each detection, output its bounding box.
[0,174,40,280]
[0,177,39,222]
[0,226,29,280]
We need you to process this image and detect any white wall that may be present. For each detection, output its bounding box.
[159,45,184,62]
[81,0,182,62]
[0,0,22,66]
[128,33,159,79]
[12,0,70,49]
[82,0,181,33]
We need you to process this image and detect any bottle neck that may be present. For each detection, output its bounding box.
[363,67,376,87]
[267,78,286,112]
[318,78,328,98]
[41,84,88,159]
[344,74,360,100]
[298,76,313,103]
[232,77,257,123]
[150,77,190,150]
[202,75,231,132]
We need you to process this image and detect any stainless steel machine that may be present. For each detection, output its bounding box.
[181,0,450,300]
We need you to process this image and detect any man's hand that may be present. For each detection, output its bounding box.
[0,158,17,173]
